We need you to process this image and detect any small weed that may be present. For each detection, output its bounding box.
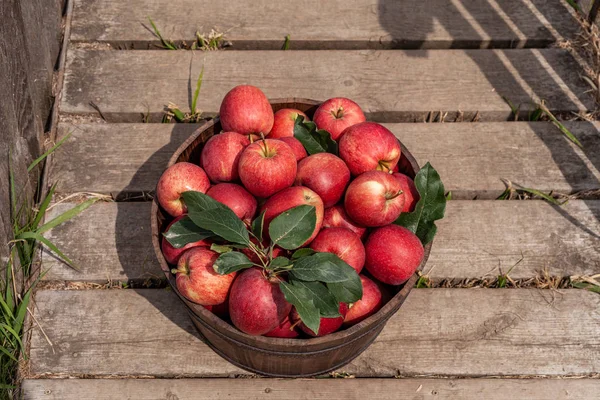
[282,34,291,50]
[147,17,177,50]
[496,255,523,288]
[571,274,600,294]
[163,65,205,123]
[195,29,226,51]
[2,137,96,396]
[445,191,452,201]
[416,273,432,288]
[497,179,566,205]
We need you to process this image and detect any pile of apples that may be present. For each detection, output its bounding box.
[156,85,424,338]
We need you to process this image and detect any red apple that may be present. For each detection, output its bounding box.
[295,153,350,208]
[310,227,365,273]
[365,225,424,285]
[339,122,401,176]
[238,139,297,198]
[313,98,366,140]
[344,171,405,227]
[156,162,211,217]
[269,108,309,138]
[200,132,250,183]
[219,85,274,135]
[264,315,300,338]
[322,204,367,240]
[278,137,307,162]
[203,299,229,319]
[260,186,324,246]
[161,215,211,265]
[343,275,383,326]
[173,248,236,306]
[206,183,257,224]
[229,268,292,335]
[393,173,420,212]
[291,303,348,337]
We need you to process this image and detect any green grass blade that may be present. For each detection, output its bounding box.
[0,323,24,350]
[16,232,80,271]
[539,104,583,148]
[191,64,204,115]
[520,187,562,205]
[0,295,15,323]
[36,198,97,235]
[282,34,291,50]
[565,0,582,13]
[27,132,72,172]
[172,107,186,122]
[0,346,18,363]
[32,183,57,230]
[148,17,177,50]
[13,290,31,334]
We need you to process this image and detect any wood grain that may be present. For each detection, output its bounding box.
[27,288,600,377]
[61,49,592,122]
[41,200,600,282]
[51,122,600,198]
[21,378,600,400]
[70,0,579,49]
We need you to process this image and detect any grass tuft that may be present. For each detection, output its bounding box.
[163,64,205,123]
[1,136,95,396]
[497,179,566,205]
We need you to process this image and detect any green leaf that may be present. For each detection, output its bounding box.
[164,216,213,248]
[279,281,320,334]
[293,115,338,155]
[210,243,233,254]
[269,205,316,250]
[28,132,72,172]
[327,272,363,304]
[251,210,265,242]
[291,280,340,318]
[290,252,354,283]
[36,198,97,234]
[394,162,446,245]
[269,256,291,269]
[213,251,254,275]
[181,191,225,213]
[282,34,291,50]
[189,208,250,246]
[519,187,563,206]
[291,248,315,260]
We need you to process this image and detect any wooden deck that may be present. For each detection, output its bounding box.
[22,0,600,398]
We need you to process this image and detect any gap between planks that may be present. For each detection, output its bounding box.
[50,122,600,199]
[25,288,600,378]
[20,377,600,400]
[60,49,593,122]
[68,0,579,50]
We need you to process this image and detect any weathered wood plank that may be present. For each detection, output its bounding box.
[51,122,600,198]
[61,49,592,122]
[70,0,579,49]
[21,377,600,400]
[41,200,600,282]
[28,289,600,377]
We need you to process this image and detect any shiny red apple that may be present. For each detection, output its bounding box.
[161,215,211,265]
[343,275,383,326]
[219,85,274,135]
[312,98,366,140]
[295,153,350,208]
[339,122,401,176]
[206,183,257,224]
[344,170,405,227]
[269,108,309,138]
[156,162,210,217]
[200,132,250,183]
[310,227,365,273]
[322,204,367,240]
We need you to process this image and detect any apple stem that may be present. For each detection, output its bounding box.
[331,106,344,119]
[387,189,404,200]
[289,319,302,330]
[259,133,270,157]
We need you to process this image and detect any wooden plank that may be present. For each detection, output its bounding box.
[21,378,600,400]
[70,0,579,49]
[28,289,600,377]
[41,200,600,282]
[60,49,592,122]
[51,122,600,198]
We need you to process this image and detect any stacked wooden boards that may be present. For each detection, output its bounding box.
[23,0,600,398]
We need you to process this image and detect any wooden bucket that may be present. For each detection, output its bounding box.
[151,99,432,377]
